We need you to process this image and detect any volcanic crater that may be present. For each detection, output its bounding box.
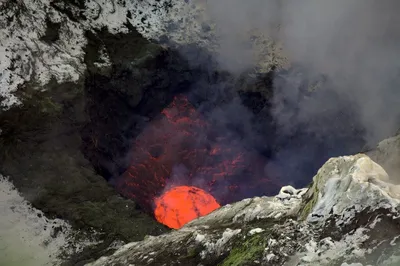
[115,93,283,228]
[80,38,365,229]
[82,63,281,229]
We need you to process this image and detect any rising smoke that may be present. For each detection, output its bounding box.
[174,0,400,189]
[122,0,400,206]
[205,0,400,146]
[207,0,400,145]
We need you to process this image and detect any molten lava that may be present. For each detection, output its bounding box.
[116,95,282,227]
[154,186,220,229]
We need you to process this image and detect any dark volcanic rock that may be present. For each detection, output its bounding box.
[0,16,196,265]
[81,26,195,180]
[0,79,167,264]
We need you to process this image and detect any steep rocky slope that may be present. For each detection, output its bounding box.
[0,2,284,256]
[0,0,192,264]
[88,143,400,266]
[0,0,286,111]
[1,1,398,266]
[0,3,277,264]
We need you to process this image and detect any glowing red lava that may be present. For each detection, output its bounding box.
[154,186,220,229]
[116,95,282,225]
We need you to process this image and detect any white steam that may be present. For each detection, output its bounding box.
[129,0,400,187]
[204,0,400,145]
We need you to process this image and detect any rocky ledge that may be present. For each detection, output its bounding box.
[88,135,400,266]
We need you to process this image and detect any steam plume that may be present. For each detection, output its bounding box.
[205,0,400,145]
[125,0,400,199]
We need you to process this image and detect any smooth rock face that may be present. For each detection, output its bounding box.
[87,154,400,266]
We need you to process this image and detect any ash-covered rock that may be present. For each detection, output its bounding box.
[0,0,193,264]
[87,152,400,266]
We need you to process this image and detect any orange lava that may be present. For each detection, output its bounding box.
[154,186,220,229]
[116,95,282,215]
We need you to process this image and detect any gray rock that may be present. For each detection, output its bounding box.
[87,153,400,266]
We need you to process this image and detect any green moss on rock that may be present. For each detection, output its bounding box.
[298,179,319,221]
[219,234,266,266]
[298,163,331,221]
[298,155,366,221]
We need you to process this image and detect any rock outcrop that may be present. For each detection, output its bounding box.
[87,153,400,266]
[0,0,194,264]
